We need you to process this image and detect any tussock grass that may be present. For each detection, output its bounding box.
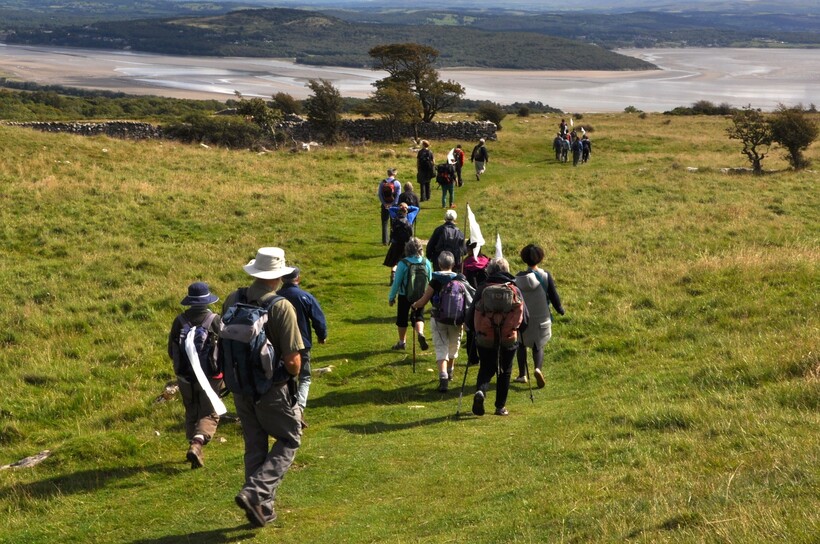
[0,113,818,543]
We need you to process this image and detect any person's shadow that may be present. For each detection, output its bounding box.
[127,526,256,544]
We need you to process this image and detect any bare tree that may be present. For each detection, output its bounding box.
[726,105,772,175]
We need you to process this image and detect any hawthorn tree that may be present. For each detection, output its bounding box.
[304,79,343,144]
[769,104,818,170]
[726,105,772,175]
[369,43,464,123]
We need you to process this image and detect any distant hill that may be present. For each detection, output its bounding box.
[4,7,656,71]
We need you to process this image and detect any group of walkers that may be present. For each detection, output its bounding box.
[553,118,591,166]
[165,130,560,529]
[385,208,565,416]
[168,247,327,527]
[415,138,490,208]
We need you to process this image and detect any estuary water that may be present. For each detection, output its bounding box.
[0,43,818,112]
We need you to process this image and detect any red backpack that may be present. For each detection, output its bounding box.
[473,282,524,348]
[380,179,396,204]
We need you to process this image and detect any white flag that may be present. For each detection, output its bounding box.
[570,118,574,127]
[185,328,227,416]
[466,204,485,258]
[495,232,503,260]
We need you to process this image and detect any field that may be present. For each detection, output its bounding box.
[0,112,818,543]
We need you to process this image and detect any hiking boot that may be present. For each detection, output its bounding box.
[494,407,509,416]
[418,334,429,351]
[262,505,277,524]
[438,378,449,393]
[513,375,527,384]
[472,391,485,416]
[447,368,454,381]
[235,490,267,528]
[391,341,406,350]
[534,368,546,389]
[186,442,204,469]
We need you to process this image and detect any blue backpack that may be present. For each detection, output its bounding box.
[219,289,289,398]
[175,313,218,378]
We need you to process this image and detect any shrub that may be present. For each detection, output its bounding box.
[476,102,507,130]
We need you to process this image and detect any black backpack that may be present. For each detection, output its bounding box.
[435,163,456,185]
[436,224,463,265]
[174,313,218,379]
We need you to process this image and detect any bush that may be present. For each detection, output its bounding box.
[163,114,264,148]
[476,103,507,130]
[517,106,530,117]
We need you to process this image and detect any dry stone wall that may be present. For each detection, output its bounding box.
[4,121,162,139]
[4,118,497,144]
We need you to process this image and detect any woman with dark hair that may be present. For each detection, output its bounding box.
[383,202,419,286]
[513,244,564,388]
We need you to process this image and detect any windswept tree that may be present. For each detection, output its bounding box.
[769,104,818,170]
[726,105,772,175]
[304,79,343,144]
[369,43,464,123]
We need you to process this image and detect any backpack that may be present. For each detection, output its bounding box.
[380,179,395,204]
[436,163,455,185]
[175,313,218,378]
[218,289,289,399]
[402,258,428,304]
[435,224,463,266]
[474,282,524,348]
[433,278,468,325]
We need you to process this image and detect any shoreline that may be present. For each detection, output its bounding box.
[1,44,818,111]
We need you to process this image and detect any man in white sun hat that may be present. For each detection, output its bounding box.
[221,247,304,528]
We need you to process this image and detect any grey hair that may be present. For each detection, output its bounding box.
[486,258,509,275]
[437,251,455,271]
[404,237,424,257]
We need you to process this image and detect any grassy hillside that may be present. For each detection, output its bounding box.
[4,7,656,70]
[0,113,818,543]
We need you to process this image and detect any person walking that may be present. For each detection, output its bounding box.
[411,251,474,392]
[167,281,223,469]
[222,247,304,528]
[552,132,564,162]
[426,209,465,272]
[470,138,489,181]
[571,136,583,166]
[416,140,435,202]
[581,134,592,163]
[383,202,420,285]
[468,258,526,417]
[377,168,401,245]
[277,267,328,428]
[388,238,432,351]
[512,244,565,388]
[452,144,465,186]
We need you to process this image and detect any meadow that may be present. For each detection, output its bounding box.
[0,112,817,543]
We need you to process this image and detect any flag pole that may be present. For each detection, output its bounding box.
[461,201,468,274]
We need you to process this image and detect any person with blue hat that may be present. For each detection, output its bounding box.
[167,281,223,469]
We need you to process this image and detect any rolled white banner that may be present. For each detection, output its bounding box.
[185,328,227,415]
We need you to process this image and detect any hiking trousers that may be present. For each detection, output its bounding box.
[234,382,301,511]
[475,344,515,410]
[177,375,221,443]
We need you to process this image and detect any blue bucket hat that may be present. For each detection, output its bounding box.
[181,281,219,306]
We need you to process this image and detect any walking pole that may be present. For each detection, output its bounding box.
[456,358,470,417]
[412,322,416,373]
[524,349,534,404]
[461,203,468,275]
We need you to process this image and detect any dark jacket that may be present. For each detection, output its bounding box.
[471,143,489,163]
[426,221,465,268]
[276,283,328,351]
[168,307,222,378]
